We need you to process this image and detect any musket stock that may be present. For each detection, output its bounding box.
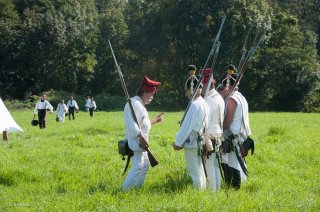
[108,40,159,167]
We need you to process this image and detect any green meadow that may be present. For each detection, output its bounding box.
[0,110,319,211]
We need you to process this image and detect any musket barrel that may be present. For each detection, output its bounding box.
[180,15,226,125]
[229,30,265,96]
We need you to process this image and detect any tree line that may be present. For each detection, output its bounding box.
[0,0,319,112]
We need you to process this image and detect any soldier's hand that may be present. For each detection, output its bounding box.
[152,112,164,125]
[156,112,164,122]
[173,144,182,151]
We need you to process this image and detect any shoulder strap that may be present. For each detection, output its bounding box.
[198,103,207,136]
[122,151,133,176]
[233,94,249,138]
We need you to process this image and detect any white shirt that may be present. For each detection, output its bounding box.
[86,100,97,109]
[56,103,68,116]
[67,100,79,110]
[204,89,225,138]
[85,99,90,107]
[175,96,209,149]
[34,100,53,114]
[124,96,151,152]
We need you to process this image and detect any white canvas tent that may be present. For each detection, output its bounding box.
[0,98,23,132]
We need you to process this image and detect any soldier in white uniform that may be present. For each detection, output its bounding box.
[85,96,90,112]
[122,76,164,190]
[173,65,209,189]
[66,96,79,120]
[218,65,251,190]
[33,94,53,129]
[200,68,225,191]
[86,97,97,117]
[56,100,68,122]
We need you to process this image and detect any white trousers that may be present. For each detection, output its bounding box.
[205,152,221,191]
[184,148,206,189]
[122,151,150,190]
[57,114,65,122]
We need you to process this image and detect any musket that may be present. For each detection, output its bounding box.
[237,27,251,71]
[224,31,265,174]
[216,150,225,182]
[180,15,226,125]
[108,40,159,167]
[228,30,265,96]
[202,41,221,97]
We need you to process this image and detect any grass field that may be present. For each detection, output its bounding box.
[0,110,319,211]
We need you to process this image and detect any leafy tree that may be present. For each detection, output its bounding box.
[0,0,21,98]
[1,0,319,112]
[245,10,320,111]
[93,0,130,96]
[122,0,272,109]
[1,0,98,98]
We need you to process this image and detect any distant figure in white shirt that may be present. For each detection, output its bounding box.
[85,96,90,112]
[33,94,53,129]
[66,96,79,120]
[122,76,164,190]
[56,100,68,122]
[86,97,97,117]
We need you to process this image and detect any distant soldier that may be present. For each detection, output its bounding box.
[56,100,68,122]
[201,68,225,191]
[122,76,164,190]
[33,94,53,129]
[86,97,97,117]
[218,64,252,190]
[173,65,209,189]
[67,96,79,120]
[85,96,90,112]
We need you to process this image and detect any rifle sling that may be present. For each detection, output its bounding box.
[234,145,248,176]
[122,152,133,176]
[201,154,208,181]
[216,151,225,182]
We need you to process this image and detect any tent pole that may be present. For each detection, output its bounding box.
[3,130,8,141]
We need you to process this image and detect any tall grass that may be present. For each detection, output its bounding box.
[0,110,319,210]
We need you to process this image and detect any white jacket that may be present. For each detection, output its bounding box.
[227,91,251,139]
[204,89,225,139]
[124,96,150,152]
[56,103,68,116]
[175,96,209,149]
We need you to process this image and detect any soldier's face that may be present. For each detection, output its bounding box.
[141,92,154,105]
[218,87,229,99]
